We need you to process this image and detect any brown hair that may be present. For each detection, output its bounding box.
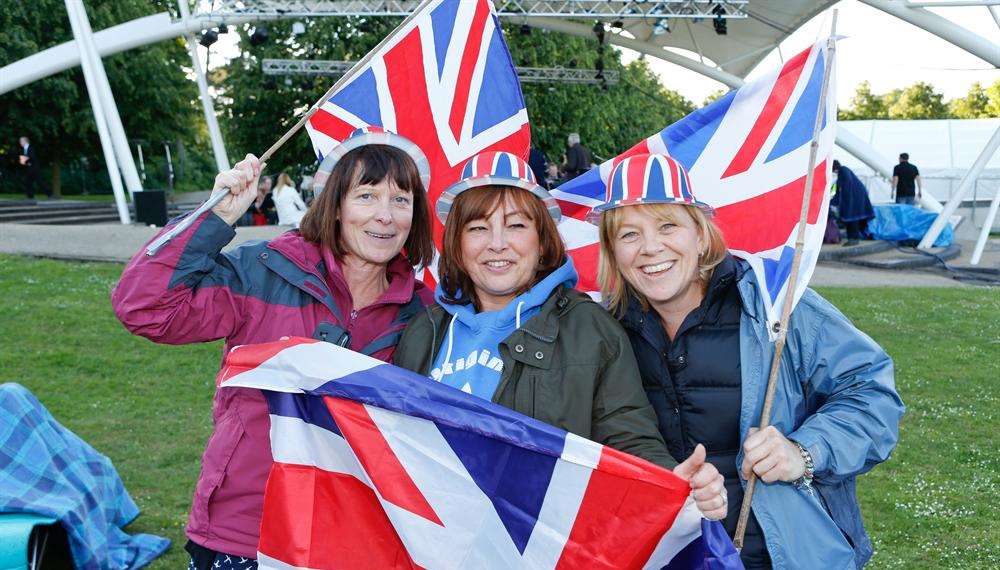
[299,145,434,268]
[438,186,566,307]
[598,203,727,317]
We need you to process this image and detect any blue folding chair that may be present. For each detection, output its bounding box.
[0,514,71,570]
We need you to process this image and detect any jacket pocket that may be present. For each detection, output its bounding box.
[190,407,245,534]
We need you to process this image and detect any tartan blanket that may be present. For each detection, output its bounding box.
[0,383,169,569]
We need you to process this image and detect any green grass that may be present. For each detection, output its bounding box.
[1,254,997,568]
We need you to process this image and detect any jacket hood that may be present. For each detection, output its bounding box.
[434,256,578,332]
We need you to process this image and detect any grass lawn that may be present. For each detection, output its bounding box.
[1,254,997,568]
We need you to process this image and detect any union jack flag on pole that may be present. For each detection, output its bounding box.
[219,337,742,569]
[304,0,531,271]
[553,41,837,336]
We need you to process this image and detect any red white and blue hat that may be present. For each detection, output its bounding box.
[587,153,713,223]
[436,151,561,224]
[312,126,431,196]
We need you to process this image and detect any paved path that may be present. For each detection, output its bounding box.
[0,222,989,288]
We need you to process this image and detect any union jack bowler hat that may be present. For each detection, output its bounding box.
[436,151,562,224]
[312,126,431,196]
[587,153,714,224]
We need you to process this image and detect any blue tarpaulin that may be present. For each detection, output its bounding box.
[867,204,953,247]
[0,383,169,569]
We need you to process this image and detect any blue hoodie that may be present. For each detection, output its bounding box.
[429,257,578,400]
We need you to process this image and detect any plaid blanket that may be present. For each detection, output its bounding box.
[0,383,169,569]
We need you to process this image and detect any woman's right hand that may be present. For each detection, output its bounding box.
[211,154,263,226]
[673,444,728,521]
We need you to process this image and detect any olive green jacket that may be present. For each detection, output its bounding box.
[393,285,677,469]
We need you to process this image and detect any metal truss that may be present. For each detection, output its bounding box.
[262,58,619,84]
[200,1,748,19]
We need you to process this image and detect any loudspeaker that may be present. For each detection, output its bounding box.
[134,190,168,227]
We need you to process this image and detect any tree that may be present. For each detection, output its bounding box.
[887,82,948,119]
[221,21,693,177]
[502,26,693,164]
[985,78,1000,118]
[950,82,990,119]
[839,81,886,120]
[0,0,208,195]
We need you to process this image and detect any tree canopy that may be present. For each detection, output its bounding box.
[839,79,1000,121]
[0,0,211,194]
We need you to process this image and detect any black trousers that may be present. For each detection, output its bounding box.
[845,220,862,240]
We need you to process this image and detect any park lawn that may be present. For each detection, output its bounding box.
[0,254,997,569]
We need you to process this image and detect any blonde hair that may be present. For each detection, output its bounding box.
[598,203,727,317]
[276,172,294,189]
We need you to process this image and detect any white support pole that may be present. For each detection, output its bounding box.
[862,0,1000,67]
[177,0,230,172]
[919,125,1000,249]
[970,187,1000,264]
[68,0,145,196]
[989,5,1000,30]
[64,0,130,223]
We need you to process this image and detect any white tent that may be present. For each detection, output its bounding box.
[835,118,1000,204]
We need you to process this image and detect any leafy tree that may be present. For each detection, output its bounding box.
[221,21,693,176]
[0,0,210,195]
[887,81,948,119]
[839,81,887,120]
[702,89,730,107]
[985,78,1000,118]
[949,82,990,119]
[504,27,693,163]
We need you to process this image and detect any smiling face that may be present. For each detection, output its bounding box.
[337,178,413,267]
[608,204,706,314]
[459,195,542,312]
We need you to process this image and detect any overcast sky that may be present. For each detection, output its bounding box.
[205,0,999,108]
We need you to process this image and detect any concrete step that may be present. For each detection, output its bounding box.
[10,212,123,225]
[846,244,962,270]
[818,240,895,261]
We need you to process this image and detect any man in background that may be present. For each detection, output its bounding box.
[891,152,921,205]
[562,133,592,180]
[18,136,48,200]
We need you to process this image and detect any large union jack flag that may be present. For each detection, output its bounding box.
[219,337,742,569]
[553,41,837,334]
[305,0,531,267]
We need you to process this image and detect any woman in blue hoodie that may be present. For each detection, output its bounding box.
[394,151,728,521]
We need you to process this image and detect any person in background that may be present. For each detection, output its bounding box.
[562,132,592,180]
[18,136,49,200]
[272,172,307,227]
[112,128,436,570]
[831,160,875,247]
[891,152,922,205]
[594,153,903,569]
[394,151,728,522]
[251,175,277,225]
[527,146,550,189]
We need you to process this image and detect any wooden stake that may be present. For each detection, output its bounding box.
[732,10,838,550]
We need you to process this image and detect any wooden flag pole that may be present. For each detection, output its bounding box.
[732,10,838,551]
[146,0,435,256]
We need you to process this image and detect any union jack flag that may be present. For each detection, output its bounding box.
[553,41,837,334]
[304,0,531,272]
[219,337,742,569]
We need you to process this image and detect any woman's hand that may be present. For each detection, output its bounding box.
[674,444,727,521]
[740,426,806,483]
[211,154,263,226]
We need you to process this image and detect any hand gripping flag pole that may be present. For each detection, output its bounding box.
[732,10,838,551]
[145,0,435,257]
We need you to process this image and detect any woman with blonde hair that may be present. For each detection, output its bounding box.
[272,171,308,227]
[593,153,903,569]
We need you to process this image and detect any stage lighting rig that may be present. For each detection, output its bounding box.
[250,25,269,46]
[652,18,670,36]
[199,29,218,47]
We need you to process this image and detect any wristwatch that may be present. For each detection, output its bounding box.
[790,440,815,492]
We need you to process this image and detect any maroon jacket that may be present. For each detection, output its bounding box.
[111,212,431,558]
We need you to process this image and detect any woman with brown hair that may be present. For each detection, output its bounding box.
[112,128,436,569]
[394,151,727,520]
[594,153,903,569]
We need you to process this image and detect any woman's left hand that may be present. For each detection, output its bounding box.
[740,426,806,483]
[674,444,727,521]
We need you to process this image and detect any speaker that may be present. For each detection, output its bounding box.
[134,190,168,227]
